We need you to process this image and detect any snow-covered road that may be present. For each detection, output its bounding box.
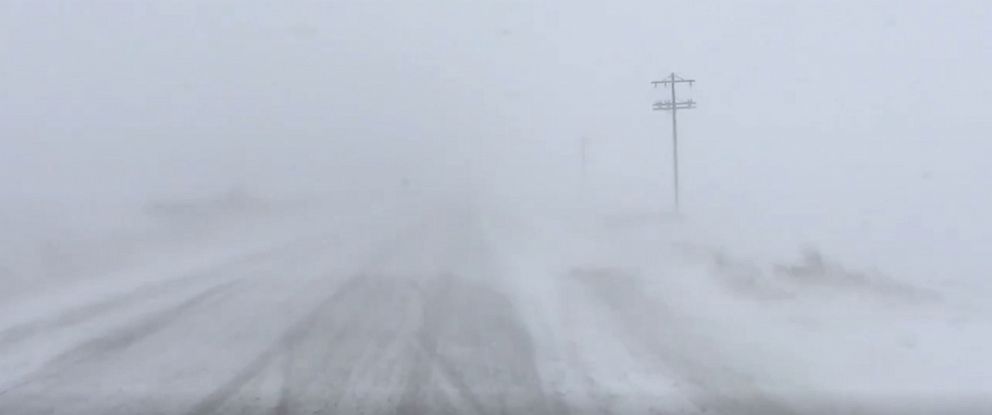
[0,202,989,415]
[0,205,632,414]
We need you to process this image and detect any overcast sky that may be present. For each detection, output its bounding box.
[3,1,990,232]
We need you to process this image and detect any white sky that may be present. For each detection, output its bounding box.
[2,1,990,247]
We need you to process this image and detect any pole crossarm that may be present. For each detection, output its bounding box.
[651,75,695,86]
[653,100,696,111]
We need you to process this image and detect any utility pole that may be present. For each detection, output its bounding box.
[652,73,695,213]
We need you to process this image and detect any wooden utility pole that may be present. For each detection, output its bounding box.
[652,73,695,213]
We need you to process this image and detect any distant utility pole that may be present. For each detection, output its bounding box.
[580,136,588,190]
[652,73,696,213]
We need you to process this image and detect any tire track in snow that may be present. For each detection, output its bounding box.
[396,274,555,415]
[0,277,244,399]
[187,273,371,415]
[0,207,564,414]
[0,231,341,350]
[188,219,448,415]
[191,239,555,414]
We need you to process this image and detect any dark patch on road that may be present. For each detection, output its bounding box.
[188,273,555,415]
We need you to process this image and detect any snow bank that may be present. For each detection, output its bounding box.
[574,209,992,413]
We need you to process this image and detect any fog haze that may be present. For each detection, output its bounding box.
[2,2,991,414]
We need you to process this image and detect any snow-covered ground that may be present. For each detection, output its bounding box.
[0,186,989,414]
[485,200,992,414]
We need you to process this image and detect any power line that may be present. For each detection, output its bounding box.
[652,73,696,213]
